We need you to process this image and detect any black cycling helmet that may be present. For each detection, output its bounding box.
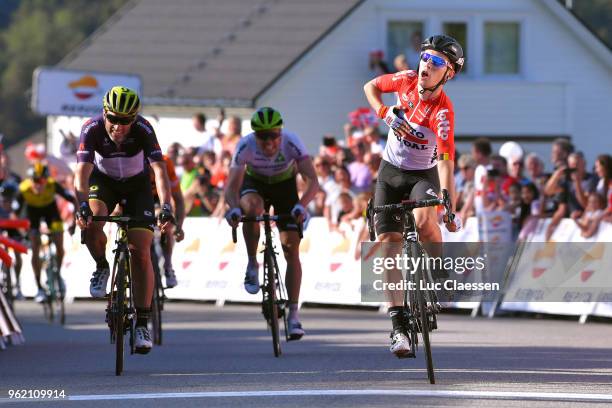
[421,35,464,73]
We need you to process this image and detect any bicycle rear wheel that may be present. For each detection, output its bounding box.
[264,249,281,357]
[114,251,128,376]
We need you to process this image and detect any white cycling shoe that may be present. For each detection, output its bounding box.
[134,326,153,354]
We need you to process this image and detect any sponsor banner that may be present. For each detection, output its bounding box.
[15,217,612,318]
[32,67,141,116]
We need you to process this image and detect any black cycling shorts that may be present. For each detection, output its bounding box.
[25,204,63,234]
[374,160,440,235]
[88,171,155,231]
[239,175,299,232]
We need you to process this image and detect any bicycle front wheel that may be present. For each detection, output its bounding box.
[415,265,435,384]
[264,249,281,357]
[114,251,128,376]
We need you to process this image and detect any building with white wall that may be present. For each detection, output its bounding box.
[50,0,612,167]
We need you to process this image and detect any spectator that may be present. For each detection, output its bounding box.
[59,130,78,163]
[336,192,355,226]
[571,192,606,238]
[324,166,355,230]
[505,182,522,237]
[193,112,222,157]
[339,192,371,229]
[222,116,242,155]
[369,50,391,75]
[471,138,492,214]
[347,142,373,193]
[524,152,547,188]
[405,30,423,70]
[393,54,409,72]
[456,154,476,219]
[551,137,574,169]
[507,155,526,184]
[314,156,335,196]
[210,151,232,189]
[179,151,199,192]
[363,126,386,155]
[167,142,183,167]
[364,152,382,181]
[490,154,513,196]
[595,154,612,201]
[319,135,341,162]
[518,182,541,241]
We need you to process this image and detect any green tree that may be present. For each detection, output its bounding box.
[0,0,128,146]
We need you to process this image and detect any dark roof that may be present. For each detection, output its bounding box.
[61,0,364,107]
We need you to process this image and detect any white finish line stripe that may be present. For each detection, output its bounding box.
[2,389,612,403]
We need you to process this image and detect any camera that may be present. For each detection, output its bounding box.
[487,167,500,178]
[322,136,337,147]
[564,168,577,177]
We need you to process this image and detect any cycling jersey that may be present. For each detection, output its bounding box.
[150,155,180,196]
[231,131,308,183]
[77,115,163,180]
[18,178,74,209]
[374,70,455,171]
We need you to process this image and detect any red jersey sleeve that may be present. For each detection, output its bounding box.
[431,96,455,161]
[373,70,417,93]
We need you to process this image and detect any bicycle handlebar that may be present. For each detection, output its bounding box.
[231,214,303,243]
[367,189,454,241]
[80,215,157,244]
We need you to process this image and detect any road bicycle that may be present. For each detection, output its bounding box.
[367,189,453,384]
[232,213,302,357]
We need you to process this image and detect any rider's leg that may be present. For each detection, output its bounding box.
[240,193,264,259]
[29,231,43,290]
[49,220,65,273]
[86,199,109,265]
[280,230,301,302]
[128,229,155,312]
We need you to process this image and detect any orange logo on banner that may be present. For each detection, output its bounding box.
[332,238,350,254]
[490,215,504,228]
[580,270,594,282]
[532,267,547,279]
[300,237,310,253]
[533,242,556,261]
[185,238,200,253]
[582,243,604,262]
[221,241,236,253]
[68,75,100,100]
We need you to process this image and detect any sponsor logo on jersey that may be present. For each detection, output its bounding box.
[436,109,451,140]
[275,152,286,163]
[408,101,414,109]
[426,188,437,197]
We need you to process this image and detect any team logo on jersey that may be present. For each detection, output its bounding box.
[89,185,99,192]
[275,152,286,163]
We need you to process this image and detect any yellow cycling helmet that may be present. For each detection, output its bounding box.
[103,86,141,116]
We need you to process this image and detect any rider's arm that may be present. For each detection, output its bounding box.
[74,162,94,205]
[171,188,185,230]
[151,161,172,208]
[224,166,245,209]
[296,158,319,208]
[54,181,78,208]
[437,160,456,212]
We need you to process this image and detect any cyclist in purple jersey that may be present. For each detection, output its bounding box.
[75,86,174,355]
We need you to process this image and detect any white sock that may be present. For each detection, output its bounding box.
[288,303,299,322]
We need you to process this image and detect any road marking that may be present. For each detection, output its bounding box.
[3,389,611,403]
[152,368,612,377]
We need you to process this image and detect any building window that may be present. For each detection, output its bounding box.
[485,22,520,74]
[443,22,467,74]
[387,21,424,71]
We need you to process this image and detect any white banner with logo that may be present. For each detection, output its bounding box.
[32,67,141,116]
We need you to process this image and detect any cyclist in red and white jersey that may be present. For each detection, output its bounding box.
[363,35,463,358]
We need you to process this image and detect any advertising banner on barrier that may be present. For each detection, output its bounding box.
[15,217,612,319]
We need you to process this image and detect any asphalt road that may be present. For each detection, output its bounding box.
[1,300,612,407]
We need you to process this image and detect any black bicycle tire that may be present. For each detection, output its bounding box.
[115,251,127,376]
[150,247,163,345]
[415,264,435,384]
[266,249,281,357]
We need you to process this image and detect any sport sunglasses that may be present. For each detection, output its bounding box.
[106,113,135,125]
[255,131,281,141]
[420,52,449,68]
